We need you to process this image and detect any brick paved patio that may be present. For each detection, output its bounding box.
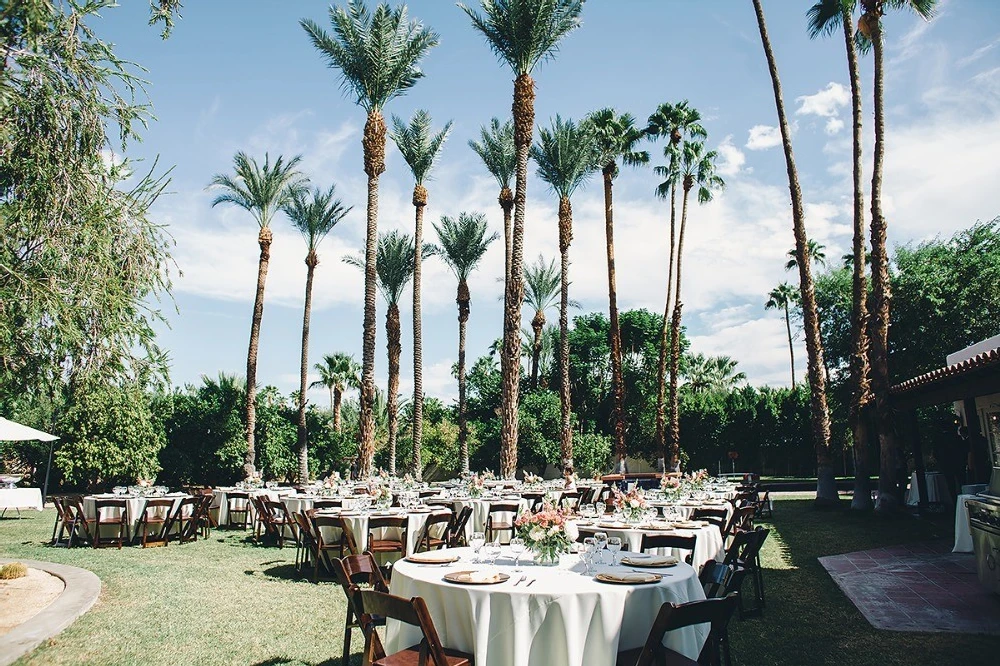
[819,540,1000,634]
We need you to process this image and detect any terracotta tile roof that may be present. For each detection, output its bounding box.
[890,347,1000,394]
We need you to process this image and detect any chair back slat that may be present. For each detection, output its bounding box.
[634,593,740,666]
[640,533,698,564]
[354,590,454,666]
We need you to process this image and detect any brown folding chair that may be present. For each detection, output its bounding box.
[485,502,520,544]
[756,486,772,519]
[725,506,756,540]
[559,491,582,511]
[292,512,318,575]
[136,498,175,547]
[616,593,740,666]
[368,515,408,558]
[313,499,343,510]
[521,492,545,513]
[263,500,295,547]
[225,491,251,529]
[92,499,129,549]
[251,496,271,539]
[332,552,389,666]
[415,512,452,552]
[50,497,72,546]
[447,506,473,548]
[172,496,202,543]
[699,561,736,599]
[311,514,359,582]
[353,589,474,666]
[692,508,728,535]
[639,533,699,565]
[52,496,88,547]
[419,489,440,499]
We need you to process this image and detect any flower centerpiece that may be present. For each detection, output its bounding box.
[611,487,648,523]
[466,473,485,499]
[137,478,154,496]
[246,473,263,490]
[319,472,341,497]
[660,474,681,500]
[398,473,418,491]
[523,471,542,487]
[514,503,573,565]
[681,468,709,496]
[481,469,497,482]
[369,482,393,509]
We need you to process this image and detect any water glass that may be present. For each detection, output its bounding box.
[470,531,486,562]
[593,531,608,565]
[484,539,501,565]
[509,537,526,570]
[607,536,623,566]
[581,537,597,575]
[595,501,606,517]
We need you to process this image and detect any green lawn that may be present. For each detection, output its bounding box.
[1,500,996,665]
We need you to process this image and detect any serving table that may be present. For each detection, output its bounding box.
[0,487,44,517]
[387,546,708,666]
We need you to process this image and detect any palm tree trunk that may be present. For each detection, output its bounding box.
[603,168,627,466]
[244,226,272,479]
[359,110,387,479]
[458,280,471,474]
[296,250,318,484]
[333,386,343,433]
[412,187,427,481]
[844,7,873,511]
[558,196,574,468]
[752,0,837,505]
[387,303,401,476]
[784,303,796,388]
[530,310,544,390]
[656,157,679,467]
[866,12,897,513]
[500,73,534,479]
[328,386,334,411]
[667,185,691,468]
[500,192,513,296]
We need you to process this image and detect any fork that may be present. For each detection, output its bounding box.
[513,574,527,586]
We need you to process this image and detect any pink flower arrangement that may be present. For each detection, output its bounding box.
[514,506,573,563]
[611,487,648,522]
[660,475,681,490]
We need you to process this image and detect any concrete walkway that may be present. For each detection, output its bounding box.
[0,559,101,666]
[819,540,1000,634]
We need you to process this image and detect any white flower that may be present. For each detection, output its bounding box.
[529,527,546,542]
[548,525,561,536]
[629,499,640,508]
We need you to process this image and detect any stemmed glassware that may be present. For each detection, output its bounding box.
[580,537,597,575]
[509,537,526,571]
[484,539,502,565]
[593,531,608,565]
[607,536,623,566]
[470,531,486,563]
[595,501,606,518]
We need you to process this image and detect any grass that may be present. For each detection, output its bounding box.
[1,500,996,665]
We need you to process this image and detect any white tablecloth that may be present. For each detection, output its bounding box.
[570,521,723,571]
[211,488,294,525]
[83,493,189,537]
[905,472,952,506]
[315,508,451,555]
[954,494,976,553]
[0,488,43,512]
[448,498,531,539]
[387,546,707,666]
[649,500,733,523]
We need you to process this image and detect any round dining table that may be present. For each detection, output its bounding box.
[313,506,452,556]
[82,493,190,537]
[570,520,724,571]
[443,496,532,539]
[387,546,708,666]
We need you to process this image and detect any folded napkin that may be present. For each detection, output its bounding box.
[598,572,660,583]
[469,571,503,583]
[621,555,678,567]
[674,520,706,529]
[598,522,628,529]
[640,521,674,530]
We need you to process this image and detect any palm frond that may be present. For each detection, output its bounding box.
[647,100,707,143]
[588,107,649,177]
[208,152,307,228]
[343,230,415,305]
[284,184,353,251]
[681,141,724,204]
[523,254,560,313]
[469,117,516,189]
[391,109,453,184]
[806,0,852,39]
[430,212,498,281]
[530,115,598,198]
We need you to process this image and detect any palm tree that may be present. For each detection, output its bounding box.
[531,115,598,469]
[646,101,706,468]
[808,0,874,510]
[460,0,585,479]
[284,185,351,483]
[766,282,800,388]
[588,108,649,467]
[390,110,452,481]
[684,353,746,394]
[523,255,560,390]
[310,352,361,432]
[664,140,724,469]
[208,152,306,479]
[344,231,415,476]
[785,239,827,271]
[469,118,516,288]
[858,0,938,512]
[302,1,438,479]
[751,0,837,504]
[429,213,498,474]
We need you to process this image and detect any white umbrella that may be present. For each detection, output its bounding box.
[0,417,60,500]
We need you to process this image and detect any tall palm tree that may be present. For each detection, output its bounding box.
[469,118,516,289]
[785,239,827,271]
[858,0,938,512]
[531,115,598,469]
[302,1,438,479]
[284,185,351,483]
[523,255,560,390]
[684,353,747,394]
[765,282,800,388]
[310,352,361,432]
[646,101,706,468]
[588,108,649,467]
[664,140,724,469]
[808,0,873,510]
[208,152,306,479]
[391,110,452,481]
[460,0,585,479]
[429,212,498,474]
[344,231,415,476]
[751,0,837,504]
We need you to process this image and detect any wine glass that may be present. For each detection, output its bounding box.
[485,539,501,565]
[470,531,486,563]
[593,531,608,565]
[607,536,623,566]
[509,537,526,571]
[595,501,606,518]
[581,537,597,575]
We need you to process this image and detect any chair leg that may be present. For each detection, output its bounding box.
[342,612,353,666]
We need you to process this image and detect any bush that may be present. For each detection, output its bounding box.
[0,562,28,579]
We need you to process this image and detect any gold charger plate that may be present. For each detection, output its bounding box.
[621,556,678,568]
[595,572,662,585]
[597,522,629,529]
[443,570,510,585]
[406,552,461,564]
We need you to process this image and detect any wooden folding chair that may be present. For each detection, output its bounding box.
[368,515,408,561]
[172,495,202,543]
[447,506,473,548]
[313,499,342,510]
[225,491,251,529]
[311,514,359,582]
[616,593,740,666]
[332,553,389,666]
[485,502,520,544]
[699,561,736,599]
[639,532,699,565]
[92,499,129,549]
[136,498,175,547]
[415,511,452,552]
[353,589,474,666]
[692,507,728,535]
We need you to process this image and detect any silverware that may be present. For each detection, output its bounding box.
[526,578,536,587]
[513,574,527,586]
[631,568,672,576]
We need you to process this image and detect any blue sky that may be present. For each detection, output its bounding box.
[95,0,1000,403]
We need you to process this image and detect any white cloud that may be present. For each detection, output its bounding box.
[796,82,850,118]
[715,135,746,176]
[825,117,845,135]
[957,37,1000,68]
[745,125,782,150]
